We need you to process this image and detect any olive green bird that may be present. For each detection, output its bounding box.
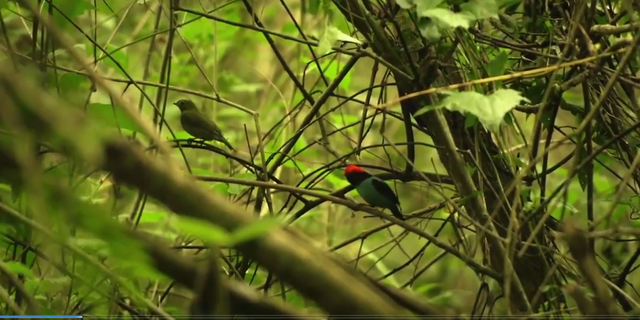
[174,99,234,151]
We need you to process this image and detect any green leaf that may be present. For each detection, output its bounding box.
[331,27,363,45]
[308,0,321,14]
[86,103,142,132]
[50,0,95,30]
[418,20,443,42]
[464,114,478,127]
[416,0,445,11]
[318,24,338,55]
[562,88,585,108]
[396,0,415,9]
[168,131,192,140]
[139,211,169,224]
[414,101,443,117]
[180,14,213,41]
[425,89,529,131]
[4,261,35,279]
[486,51,509,77]
[418,8,473,29]
[229,217,282,246]
[58,73,91,95]
[460,0,499,20]
[174,216,231,245]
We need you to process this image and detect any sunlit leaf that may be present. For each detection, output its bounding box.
[317,24,337,55]
[418,8,473,29]
[461,0,499,20]
[396,0,416,9]
[416,89,529,131]
[139,211,169,224]
[50,0,95,30]
[331,27,363,45]
[180,14,213,41]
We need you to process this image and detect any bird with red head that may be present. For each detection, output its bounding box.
[343,164,404,220]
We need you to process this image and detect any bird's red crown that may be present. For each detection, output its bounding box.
[344,164,365,175]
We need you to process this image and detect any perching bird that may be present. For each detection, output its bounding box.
[344,164,405,220]
[174,99,234,151]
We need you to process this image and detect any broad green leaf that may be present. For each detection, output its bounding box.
[414,282,440,294]
[139,211,169,224]
[4,261,35,279]
[417,8,474,41]
[424,89,529,131]
[416,0,445,11]
[229,217,282,245]
[331,26,363,45]
[396,0,415,8]
[174,216,231,245]
[180,14,213,41]
[168,131,192,140]
[418,8,473,29]
[417,20,442,42]
[318,23,338,55]
[486,51,509,77]
[50,0,95,30]
[464,114,478,128]
[212,182,229,195]
[312,60,353,90]
[461,0,499,20]
[86,103,142,132]
[562,87,584,106]
[414,102,441,117]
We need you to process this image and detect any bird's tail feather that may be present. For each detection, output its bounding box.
[222,138,235,151]
[390,205,405,220]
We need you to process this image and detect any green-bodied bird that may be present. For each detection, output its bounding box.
[174,99,234,151]
[344,164,405,220]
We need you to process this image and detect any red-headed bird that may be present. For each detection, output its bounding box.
[343,164,405,220]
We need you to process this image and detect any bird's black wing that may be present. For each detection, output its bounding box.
[371,179,400,205]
